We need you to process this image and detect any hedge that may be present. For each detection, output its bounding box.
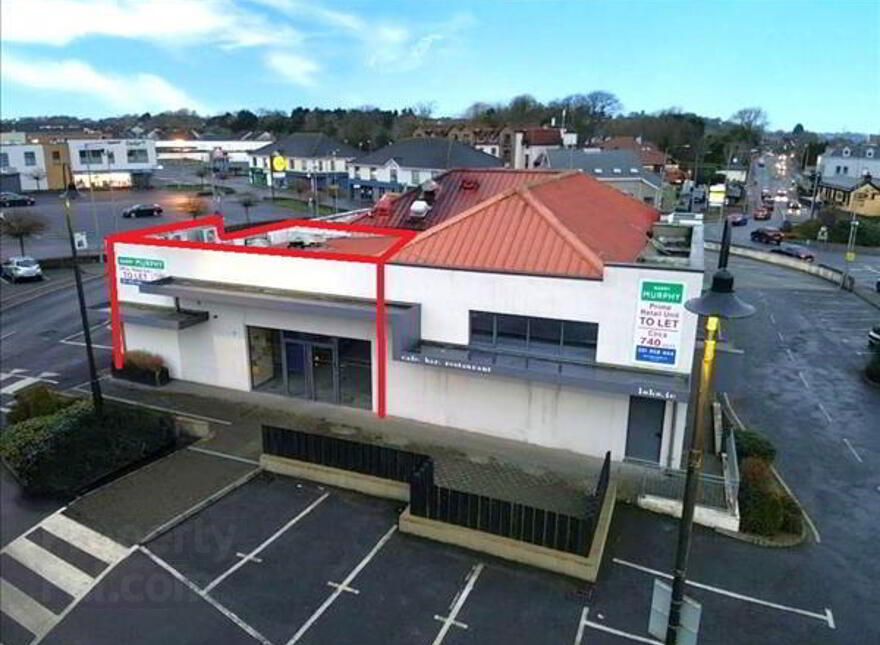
[0,399,175,496]
[792,215,880,247]
[6,386,74,424]
[735,429,777,464]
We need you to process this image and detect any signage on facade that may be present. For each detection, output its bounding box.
[118,256,166,285]
[633,279,686,368]
[708,184,726,207]
[400,352,492,374]
[272,155,286,172]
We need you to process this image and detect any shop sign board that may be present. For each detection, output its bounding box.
[118,256,166,285]
[633,279,686,368]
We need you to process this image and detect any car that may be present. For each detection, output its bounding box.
[761,188,771,196]
[122,203,163,218]
[754,207,771,220]
[751,227,785,245]
[770,243,815,262]
[776,188,787,197]
[869,324,880,348]
[787,201,801,212]
[0,192,35,207]
[729,213,748,226]
[1,256,43,282]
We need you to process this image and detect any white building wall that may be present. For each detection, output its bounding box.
[68,139,158,174]
[0,144,47,191]
[157,140,268,163]
[348,163,440,186]
[124,325,183,378]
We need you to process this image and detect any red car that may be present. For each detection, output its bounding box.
[754,207,771,220]
[751,227,785,245]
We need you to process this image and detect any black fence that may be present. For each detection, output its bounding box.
[263,425,611,557]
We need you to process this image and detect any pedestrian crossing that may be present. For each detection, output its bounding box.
[0,512,131,644]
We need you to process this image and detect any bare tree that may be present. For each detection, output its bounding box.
[0,212,48,255]
[730,107,769,144]
[180,196,207,219]
[29,169,47,192]
[238,192,257,223]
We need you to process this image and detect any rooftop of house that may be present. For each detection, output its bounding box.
[819,174,879,191]
[352,137,503,170]
[521,128,564,146]
[822,143,879,159]
[595,136,666,166]
[252,132,359,159]
[542,149,662,186]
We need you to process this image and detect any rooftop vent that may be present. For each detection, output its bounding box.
[409,199,430,219]
[420,178,439,205]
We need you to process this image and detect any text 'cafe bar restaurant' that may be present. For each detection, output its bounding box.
[107,169,705,469]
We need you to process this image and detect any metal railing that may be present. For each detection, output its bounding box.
[639,466,729,509]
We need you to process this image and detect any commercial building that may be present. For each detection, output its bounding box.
[0,143,49,192]
[157,135,272,172]
[348,138,502,201]
[68,138,158,189]
[539,149,662,204]
[249,133,357,193]
[107,169,704,468]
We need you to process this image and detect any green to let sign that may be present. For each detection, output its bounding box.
[641,281,683,303]
[118,256,165,270]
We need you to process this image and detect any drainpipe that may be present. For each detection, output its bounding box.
[666,402,678,469]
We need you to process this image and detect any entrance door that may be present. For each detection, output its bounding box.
[283,340,338,403]
[625,396,666,463]
[311,344,337,404]
[285,341,308,398]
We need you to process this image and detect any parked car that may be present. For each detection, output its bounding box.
[776,188,787,197]
[0,192,35,207]
[1,256,43,282]
[770,243,815,262]
[754,207,771,220]
[751,227,785,245]
[868,324,880,348]
[787,201,801,212]
[729,213,748,226]
[122,203,163,218]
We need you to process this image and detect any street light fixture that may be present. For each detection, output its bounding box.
[665,225,754,645]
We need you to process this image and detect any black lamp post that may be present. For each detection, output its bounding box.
[665,226,754,644]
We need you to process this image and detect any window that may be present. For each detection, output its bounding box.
[52,150,61,161]
[126,148,149,163]
[79,149,103,164]
[835,165,841,174]
[353,165,361,177]
[412,170,421,184]
[867,148,875,158]
[369,167,377,181]
[842,147,851,157]
[0,153,8,167]
[24,151,36,166]
[317,160,324,172]
[390,167,398,183]
[107,151,115,164]
[843,166,849,175]
[594,168,603,174]
[469,311,598,360]
[612,167,622,174]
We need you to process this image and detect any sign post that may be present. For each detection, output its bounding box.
[633,280,686,369]
[74,231,88,251]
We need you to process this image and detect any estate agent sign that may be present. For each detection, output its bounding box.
[633,279,686,368]
[118,256,166,285]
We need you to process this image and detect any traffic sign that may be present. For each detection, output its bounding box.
[845,251,855,263]
[74,231,88,250]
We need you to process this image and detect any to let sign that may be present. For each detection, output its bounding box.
[118,256,166,285]
[633,280,686,368]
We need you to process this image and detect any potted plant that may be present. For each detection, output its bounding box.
[112,350,170,386]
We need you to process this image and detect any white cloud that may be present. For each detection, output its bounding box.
[1,54,207,113]
[265,53,319,87]
[0,0,299,49]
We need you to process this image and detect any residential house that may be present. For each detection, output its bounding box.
[513,127,578,169]
[250,133,358,192]
[817,174,880,217]
[67,138,159,189]
[817,143,880,181]
[539,149,662,204]
[594,136,667,173]
[348,138,502,201]
[0,143,49,192]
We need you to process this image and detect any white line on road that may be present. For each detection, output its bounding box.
[140,547,273,645]
[797,371,809,389]
[817,402,833,424]
[0,376,41,395]
[769,313,776,325]
[70,390,233,425]
[187,446,260,466]
[777,331,785,343]
[432,563,485,644]
[842,438,864,464]
[613,558,834,629]
[577,607,661,644]
[286,525,397,645]
[204,492,329,593]
[60,339,113,350]
[0,331,16,341]
[785,348,796,363]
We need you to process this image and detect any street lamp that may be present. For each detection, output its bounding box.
[665,227,754,645]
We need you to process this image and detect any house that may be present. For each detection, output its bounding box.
[594,136,667,173]
[817,174,880,217]
[109,169,704,467]
[67,138,159,189]
[539,149,662,204]
[513,127,578,169]
[0,143,49,191]
[348,138,502,201]
[249,133,358,192]
[817,143,880,181]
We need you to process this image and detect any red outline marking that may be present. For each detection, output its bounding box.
[106,216,416,417]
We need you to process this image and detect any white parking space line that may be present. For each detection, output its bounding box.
[204,492,329,593]
[797,371,810,389]
[769,313,776,325]
[777,331,785,343]
[576,607,661,644]
[0,376,42,395]
[785,348,796,363]
[140,546,273,645]
[187,446,260,466]
[842,439,864,464]
[613,558,834,629]
[817,402,833,424]
[0,331,16,341]
[286,525,397,645]
[432,563,485,644]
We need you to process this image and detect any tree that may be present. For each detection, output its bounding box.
[238,192,257,223]
[0,212,48,255]
[792,123,804,136]
[730,107,769,145]
[180,196,207,219]
[194,166,209,187]
[29,169,47,191]
[230,109,258,132]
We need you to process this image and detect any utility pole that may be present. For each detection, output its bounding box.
[842,203,859,290]
[63,166,103,416]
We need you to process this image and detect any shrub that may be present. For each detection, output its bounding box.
[739,484,784,536]
[0,399,175,496]
[740,456,771,486]
[6,386,74,424]
[123,350,165,372]
[735,430,777,464]
[780,496,803,535]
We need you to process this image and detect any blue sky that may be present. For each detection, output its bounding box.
[2,0,878,132]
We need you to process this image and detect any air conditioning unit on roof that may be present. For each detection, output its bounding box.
[409,199,430,218]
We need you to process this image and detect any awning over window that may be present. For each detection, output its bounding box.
[120,303,209,330]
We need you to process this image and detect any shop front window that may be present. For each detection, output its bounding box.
[469,311,598,362]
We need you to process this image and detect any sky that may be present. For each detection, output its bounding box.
[1,0,878,133]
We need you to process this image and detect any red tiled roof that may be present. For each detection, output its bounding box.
[320,235,398,255]
[390,172,657,279]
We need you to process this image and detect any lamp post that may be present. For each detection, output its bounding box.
[83,142,103,265]
[665,222,754,645]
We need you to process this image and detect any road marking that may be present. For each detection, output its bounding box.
[0,578,57,639]
[204,492,329,593]
[235,551,263,564]
[0,376,41,395]
[286,525,397,644]
[842,438,863,464]
[613,558,834,628]
[5,537,95,597]
[140,547,273,645]
[0,331,16,341]
[777,331,785,343]
[187,446,260,466]
[817,402,833,424]
[770,465,821,543]
[41,513,130,563]
[797,371,810,389]
[432,563,485,644]
[60,339,113,350]
[769,313,776,324]
[785,348,796,363]
[577,607,661,644]
[59,321,108,343]
[327,581,359,594]
[70,390,233,426]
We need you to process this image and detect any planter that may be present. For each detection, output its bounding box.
[112,365,170,387]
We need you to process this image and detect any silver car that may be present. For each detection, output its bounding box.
[1,256,44,282]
